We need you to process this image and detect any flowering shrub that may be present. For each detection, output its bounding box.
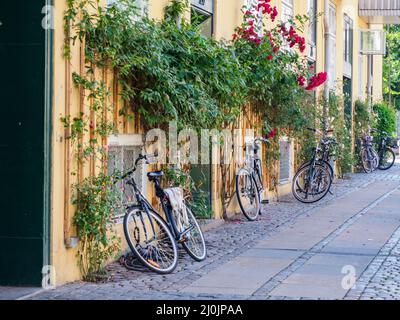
[232,0,327,137]
[304,72,328,91]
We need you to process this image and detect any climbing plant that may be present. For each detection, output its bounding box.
[62,0,332,275]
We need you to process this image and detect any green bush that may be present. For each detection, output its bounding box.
[373,102,397,136]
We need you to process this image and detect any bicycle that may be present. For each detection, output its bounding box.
[292,128,336,204]
[119,154,207,274]
[236,137,269,221]
[371,129,397,171]
[359,131,380,173]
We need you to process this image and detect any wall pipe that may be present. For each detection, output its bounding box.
[323,0,330,130]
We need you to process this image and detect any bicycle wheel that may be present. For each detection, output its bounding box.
[371,148,380,171]
[123,208,178,274]
[292,163,332,203]
[181,207,207,262]
[378,148,395,170]
[236,168,260,221]
[361,148,375,173]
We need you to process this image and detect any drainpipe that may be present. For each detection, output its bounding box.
[366,23,373,109]
[323,0,330,130]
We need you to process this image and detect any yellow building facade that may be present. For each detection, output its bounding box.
[51,0,386,285]
[0,0,389,286]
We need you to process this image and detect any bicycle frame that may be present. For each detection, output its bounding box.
[126,174,194,244]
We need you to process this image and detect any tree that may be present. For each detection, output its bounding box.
[383,25,400,110]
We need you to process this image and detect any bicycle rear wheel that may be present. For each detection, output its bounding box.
[292,163,332,203]
[181,207,207,262]
[123,208,178,274]
[236,168,260,221]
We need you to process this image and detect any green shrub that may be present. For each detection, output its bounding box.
[373,102,397,136]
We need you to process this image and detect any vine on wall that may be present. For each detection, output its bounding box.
[63,0,330,279]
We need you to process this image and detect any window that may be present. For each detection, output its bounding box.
[308,0,317,60]
[327,2,336,88]
[108,135,146,218]
[107,0,148,18]
[343,14,353,78]
[282,0,294,24]
[191,0,214,38]
[344,14,354,64]
[279,138,292,184]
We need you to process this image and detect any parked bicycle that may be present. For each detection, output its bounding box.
[292,128,336,203]
[371,129,398,171]
[119,154,206,274]
[359,130,380,173]
[236,137,269,221]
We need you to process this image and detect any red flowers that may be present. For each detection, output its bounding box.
[279,25,306,53]
[257,0,278,22]
[267,54,273,60]
[268,128,278,139]
[297,75,306,87]
[297,72,328,91]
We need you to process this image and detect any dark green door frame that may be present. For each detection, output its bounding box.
[43,0,53,278]
[0,0,52,286]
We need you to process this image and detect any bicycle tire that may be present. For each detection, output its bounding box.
[378,148,395,171]
[361,148,375,173]
[181,207,207,262]
[292,163,332,204]
[123,208,178,274]
[236,168,260,221]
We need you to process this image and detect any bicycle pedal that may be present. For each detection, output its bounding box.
[261,199,270,204]
[147,259,161,269]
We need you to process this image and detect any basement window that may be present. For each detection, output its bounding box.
[279,138,292,184]
[191,0,214,38]
[108,134,146,218]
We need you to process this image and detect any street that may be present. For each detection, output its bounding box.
[21,164,400,300]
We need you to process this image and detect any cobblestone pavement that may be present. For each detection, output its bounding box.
[27,164,400,300]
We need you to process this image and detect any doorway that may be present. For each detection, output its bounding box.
[0,1,51,286]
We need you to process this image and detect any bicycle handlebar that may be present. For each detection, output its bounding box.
[119,153,158,180]
[307,128,334,134]
[255,137,270,144]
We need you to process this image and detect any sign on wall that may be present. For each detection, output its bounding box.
[360,30,386,55]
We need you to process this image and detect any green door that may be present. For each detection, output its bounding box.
[0,1,50,286]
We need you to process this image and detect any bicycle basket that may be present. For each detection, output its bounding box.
[387,137,400,148]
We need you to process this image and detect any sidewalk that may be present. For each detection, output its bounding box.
[21,165,400,300]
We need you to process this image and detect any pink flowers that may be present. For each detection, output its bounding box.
[297,72,328,90]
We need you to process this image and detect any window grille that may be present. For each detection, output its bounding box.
[279,138,292,184]
[108,135,146,217]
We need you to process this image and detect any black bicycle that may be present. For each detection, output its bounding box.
[119,154,206,274]
[236,137,269,221]
[292,128,336,203]
[371,129,398,171]
[359,131,380,173]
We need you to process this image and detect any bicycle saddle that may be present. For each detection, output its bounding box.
[147,171,164,179]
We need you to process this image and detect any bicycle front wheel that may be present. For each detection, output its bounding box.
[236,168,260,221]
[123,208,178,274]
[181,207,207,262]
[292,163,332,203]
[378,148,395,171]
